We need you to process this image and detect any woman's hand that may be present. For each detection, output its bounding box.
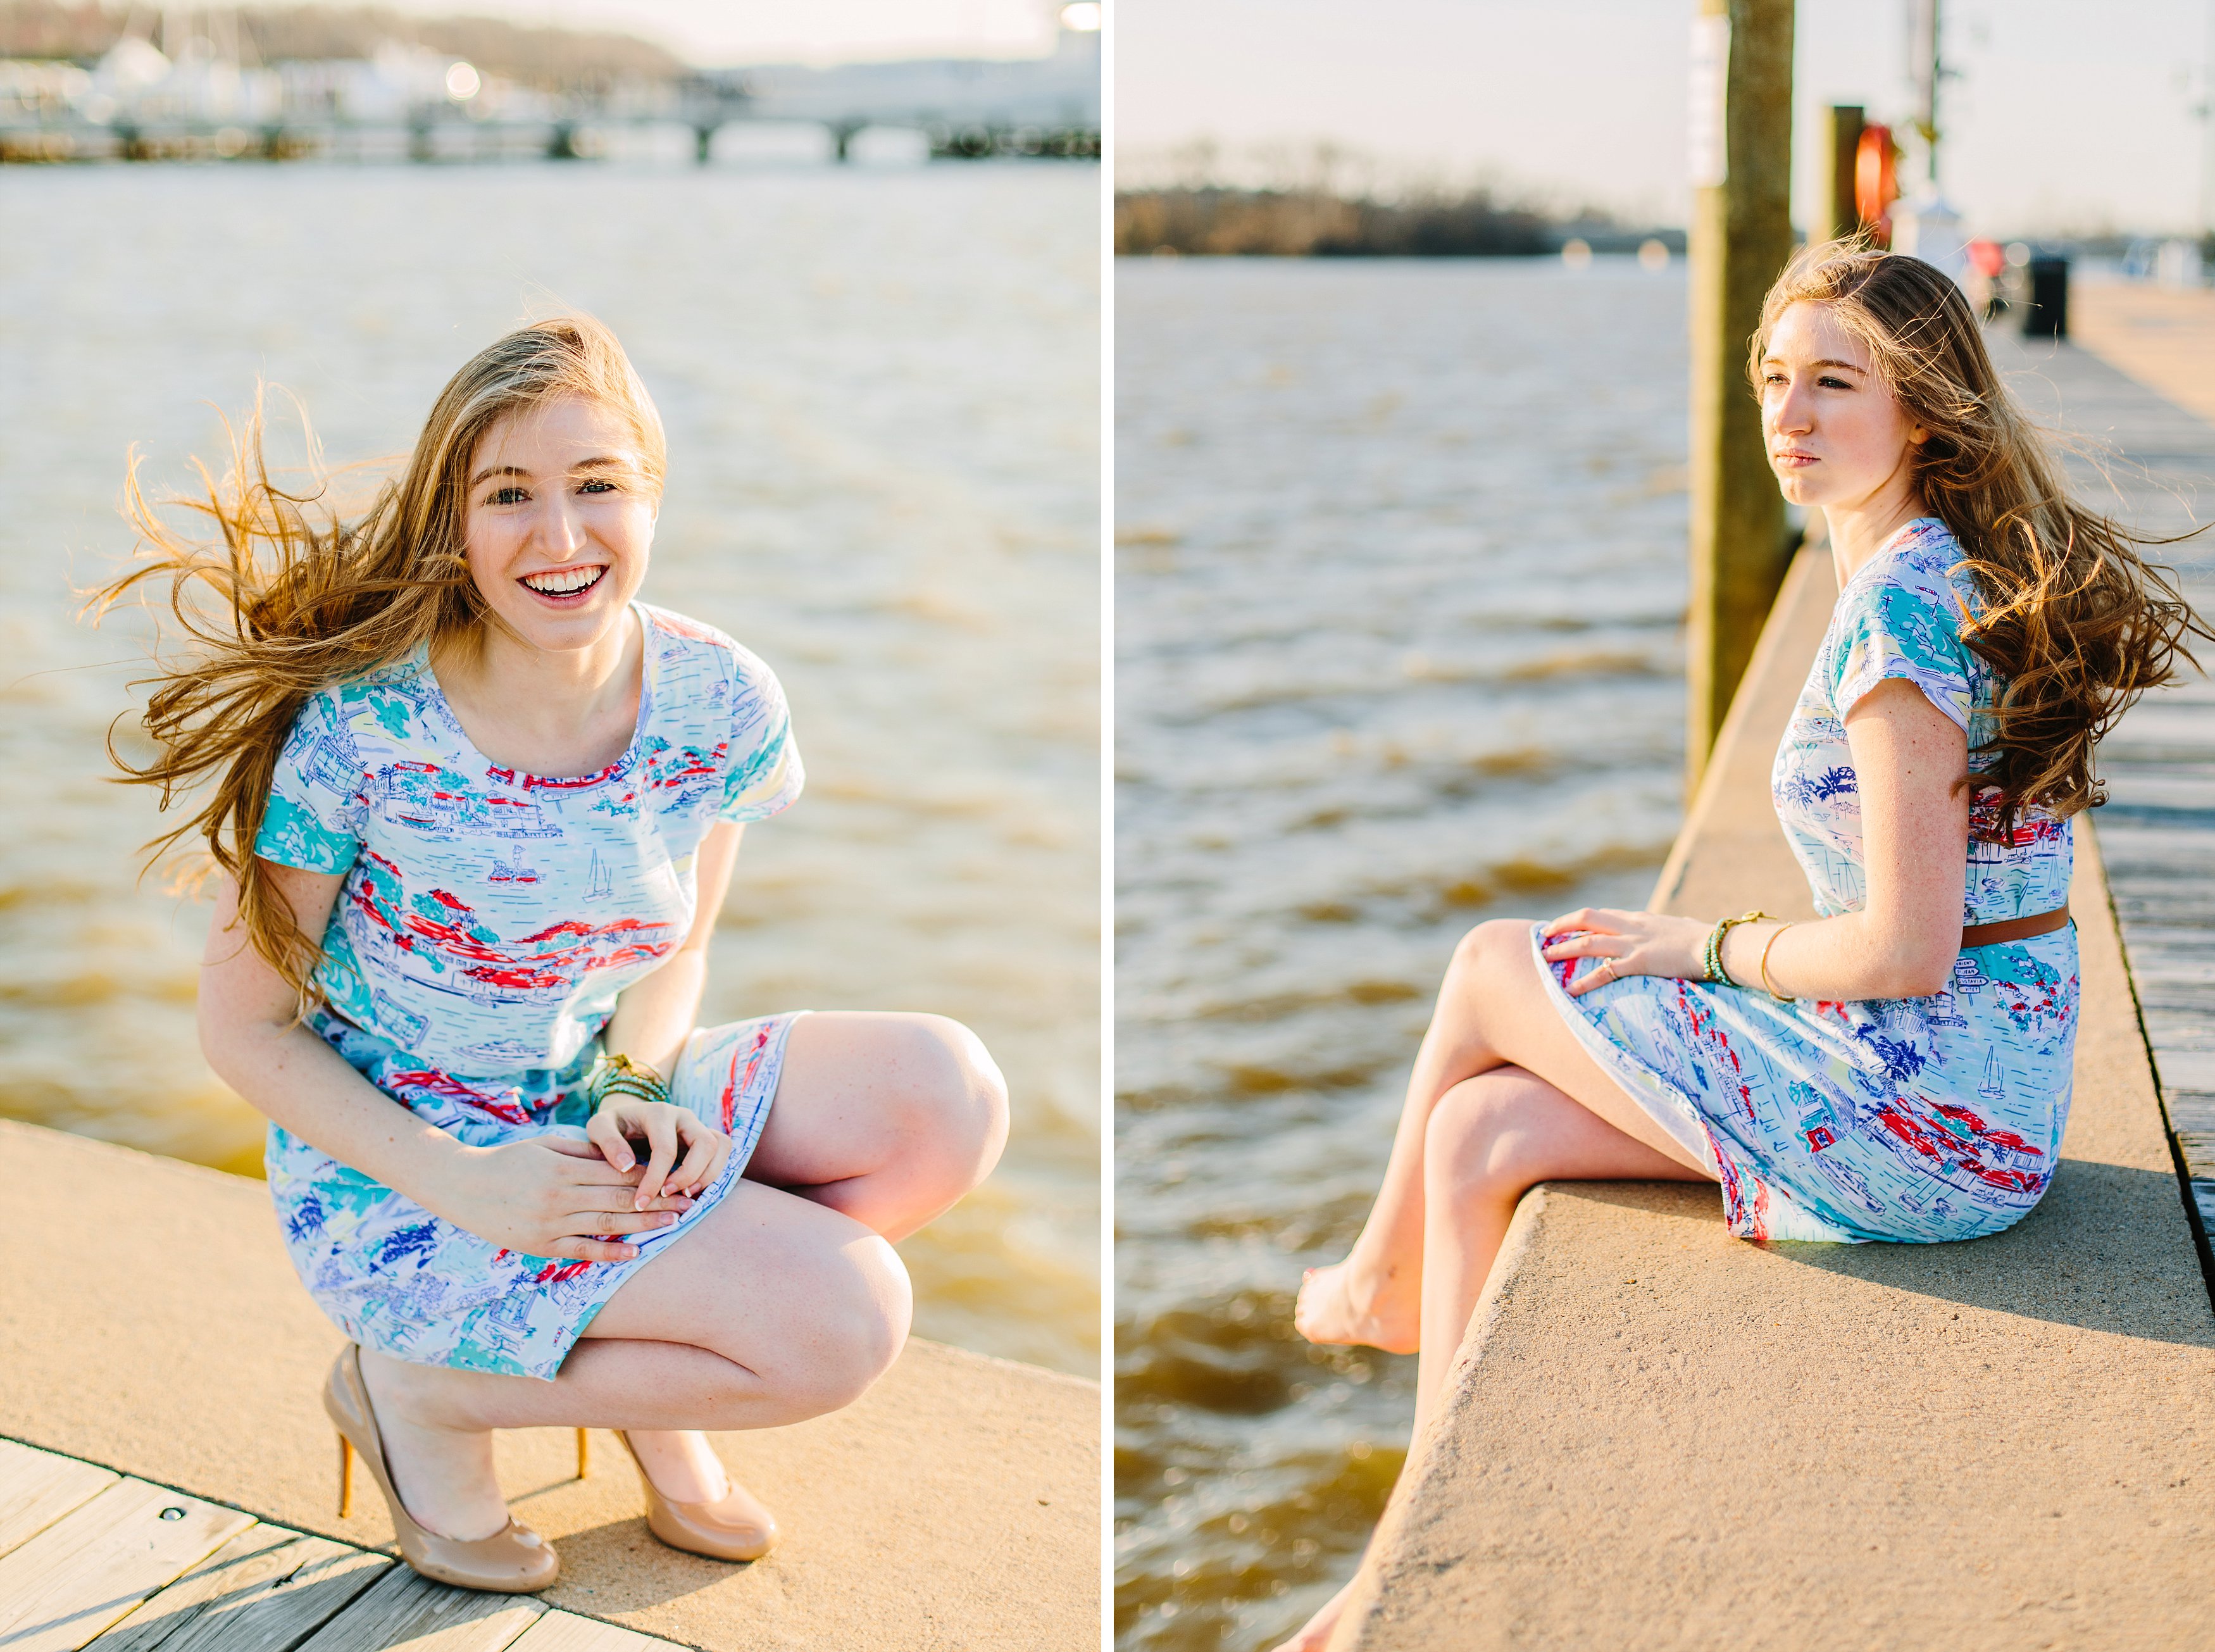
[425,1135,697,1263]
[1539,907,1714,996]
[587,1099,733,1206]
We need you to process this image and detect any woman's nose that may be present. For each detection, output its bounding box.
[535,495,589,552]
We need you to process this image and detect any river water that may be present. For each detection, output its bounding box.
[1114,257,1690,1648]
[0,160,1099,1378]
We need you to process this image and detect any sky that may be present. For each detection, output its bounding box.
[380,0,1071,66]
[1115,0,2215,237]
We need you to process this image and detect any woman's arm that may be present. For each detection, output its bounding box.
[199,861,687,1261]
[599,821,745,1077]
[1544,678,1970,1000]
[582,822,747,1202]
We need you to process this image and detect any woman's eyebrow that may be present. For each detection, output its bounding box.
[469,462,532,486]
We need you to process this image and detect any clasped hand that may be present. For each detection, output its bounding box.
[429,1099,734,1263]
[1539,906,1714,998]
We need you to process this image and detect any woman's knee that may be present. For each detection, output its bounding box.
[885,1014,1009,1196]
[1449,918,1532,986]
[1425,1074,1549,1200]
[702,1211,913,1425]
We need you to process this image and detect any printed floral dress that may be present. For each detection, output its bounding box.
[1539,519,2078,1243]
[254,603,806,1378]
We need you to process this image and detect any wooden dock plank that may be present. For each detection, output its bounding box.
[290,1566,543,1652]
[0,1442,119,1561]
[503,1610,678,1651]
[85,1525,385,1652]
[0,1479,253,1652]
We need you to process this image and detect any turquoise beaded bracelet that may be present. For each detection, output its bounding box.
[590,1052,672,1111]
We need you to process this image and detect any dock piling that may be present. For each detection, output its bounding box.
[1686,0,1796,789]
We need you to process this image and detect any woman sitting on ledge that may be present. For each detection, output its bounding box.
[97,317,1007,1593]
[1283,243,2206,1651]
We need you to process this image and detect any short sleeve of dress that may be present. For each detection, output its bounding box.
[1828,564,1974,735]
[253,689,366,873]
[719,646,804,823]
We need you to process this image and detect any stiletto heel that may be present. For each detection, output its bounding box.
[322,1344,559,1593]
[576,1427,590,1479]
[616,1430,779,1562]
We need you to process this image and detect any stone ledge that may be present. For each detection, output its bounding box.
[1328,544,2215,1651]
[0,1118,1099,1652]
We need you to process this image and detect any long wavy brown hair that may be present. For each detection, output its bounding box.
[87,315,666,1001]
[1751,239,2210,830]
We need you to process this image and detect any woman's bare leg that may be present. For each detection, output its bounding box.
[1297,918,1709,1352]
[361,1011,1005,1538]
[1273,1065,1709,1652]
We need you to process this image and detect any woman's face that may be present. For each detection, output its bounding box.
[459,394,658,656]
[1760,299,1924,512]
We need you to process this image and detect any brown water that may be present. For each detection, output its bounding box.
[1114,257,1690,1647]
[0,161,1099,1379]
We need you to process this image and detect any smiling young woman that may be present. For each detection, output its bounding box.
[92,317,1008,1591]
[1271,242,2209,1652]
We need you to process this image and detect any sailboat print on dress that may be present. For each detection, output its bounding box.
[585,848,613,902]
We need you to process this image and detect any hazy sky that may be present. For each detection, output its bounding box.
[1116,0,2215,236]
[382,0,1069,65]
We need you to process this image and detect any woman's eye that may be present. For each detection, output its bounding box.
[1817,376,1851,391]
[577,478,618,494]
[487,487,528,505]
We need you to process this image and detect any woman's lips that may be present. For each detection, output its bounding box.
[518,565,608,604]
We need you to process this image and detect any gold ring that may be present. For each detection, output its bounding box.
[1596,959,1618,984]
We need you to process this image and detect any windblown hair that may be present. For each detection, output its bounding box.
[1752,239,2209,829]
[88,315,666,1001]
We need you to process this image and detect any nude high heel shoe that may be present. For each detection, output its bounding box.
[325,1344,559,1594]
[615,1430,780,1561]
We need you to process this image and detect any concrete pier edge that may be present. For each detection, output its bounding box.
[1326,482,2215,1648]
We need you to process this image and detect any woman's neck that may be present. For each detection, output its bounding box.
[1823,488,1933,590]
[432,607,644,774]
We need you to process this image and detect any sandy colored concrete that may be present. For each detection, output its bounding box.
[0,1122,1099,1651]
[2069,280,2215,429]
[1328,546,2215,1651]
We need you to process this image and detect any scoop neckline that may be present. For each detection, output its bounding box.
[1840,515,1949,594]
[421,602,658,789]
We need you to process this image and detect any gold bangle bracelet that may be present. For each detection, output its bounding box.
[1758,922,1797,1003]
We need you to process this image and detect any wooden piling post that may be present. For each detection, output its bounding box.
[1685,0,1796,790]
[1818,104,1864,246]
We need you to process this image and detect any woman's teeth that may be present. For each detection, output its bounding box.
[521,566,604,595]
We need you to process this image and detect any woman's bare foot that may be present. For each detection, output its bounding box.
[1293,1258,1419,1353]
[623,1429,732,1503]
[1272,1577,1357,1651]
[359,1350,513,1541]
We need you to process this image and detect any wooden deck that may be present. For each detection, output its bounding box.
[0,1437,681,1652]
[1994,282,2215,1294]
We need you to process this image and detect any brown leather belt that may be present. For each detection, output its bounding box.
[1960,905,2071,948]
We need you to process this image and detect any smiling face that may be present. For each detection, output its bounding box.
[1759,299,1926,513]
[459,394,658,655]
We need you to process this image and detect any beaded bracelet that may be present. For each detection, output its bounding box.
[1702,910,1773,987]
[590,1051,672,1111]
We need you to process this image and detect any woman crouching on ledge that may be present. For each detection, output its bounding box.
[1278,244,2207,1650]
[96,316,1007,1591]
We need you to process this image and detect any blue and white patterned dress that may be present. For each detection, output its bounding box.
[1539,518,2078,1243]
[254,602,807,1378]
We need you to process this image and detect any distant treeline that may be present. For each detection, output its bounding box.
[0,2,687,85]
[1116,187,1680,259]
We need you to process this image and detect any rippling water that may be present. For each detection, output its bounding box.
[0,161,1099,1378]
[1114,258,1690,1646]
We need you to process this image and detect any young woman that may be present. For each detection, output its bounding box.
[1277,244,2205,1650]
[99,317,1008,1591]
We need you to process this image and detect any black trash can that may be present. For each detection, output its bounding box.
[2022,256,2069,339]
